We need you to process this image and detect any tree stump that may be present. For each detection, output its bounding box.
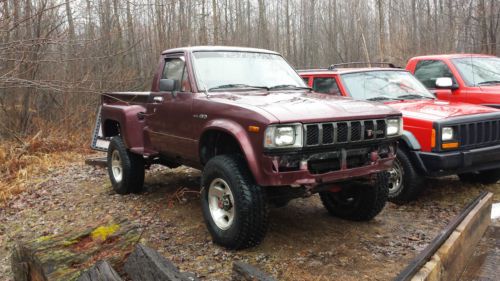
[11,219,140,281]
[124,244,199,281]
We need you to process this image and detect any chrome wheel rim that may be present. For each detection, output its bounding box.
[111,150,123,182]
[208,178,235,230]
[388,159,404,195]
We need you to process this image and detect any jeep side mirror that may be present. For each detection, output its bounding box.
[435,77,457,90]
[159,79,176,92]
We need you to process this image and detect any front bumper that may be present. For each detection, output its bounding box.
[256,142,397,187]
[411,144,500,176]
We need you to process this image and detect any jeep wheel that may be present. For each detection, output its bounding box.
[459,168,500,184]
[319,173,389,221]
[388,149,425,205]
[107,137,145,194]
[201,155,268,249]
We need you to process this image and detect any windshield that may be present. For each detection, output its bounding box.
[341,71,435,101]
[452,57,500,86]
[192,51,306,91]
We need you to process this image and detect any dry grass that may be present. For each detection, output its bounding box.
[0,129,92,203]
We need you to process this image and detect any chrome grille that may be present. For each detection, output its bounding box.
[305,119,387,147]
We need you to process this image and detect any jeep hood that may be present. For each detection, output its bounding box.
[209,91,400,123]
[385,99,499,122]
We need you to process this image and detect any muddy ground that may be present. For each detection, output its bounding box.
[1,155,499,281]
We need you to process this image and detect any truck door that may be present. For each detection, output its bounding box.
[147,55,197,161]
[413,60,460,102]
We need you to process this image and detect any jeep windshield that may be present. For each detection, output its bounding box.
[452,57,500,87]
[191,51,307,92]
[340,70,435,101]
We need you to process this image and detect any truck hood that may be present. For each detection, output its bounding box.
[209,91,400,123]
[385,99,499,122]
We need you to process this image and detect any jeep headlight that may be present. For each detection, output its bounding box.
[386,118,403,136]
[264,124,303,148]
[442,127,454,141]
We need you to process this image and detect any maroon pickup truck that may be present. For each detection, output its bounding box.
[92,46,402,249]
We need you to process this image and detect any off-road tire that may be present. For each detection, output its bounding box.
[458,168,500,184]
[388,149,425,205]
[107,137,145,194]
[201,155,268,250]
[319,172,389,221]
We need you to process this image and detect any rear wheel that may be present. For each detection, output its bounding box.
[388,149,425,205]
[107,137,145,194]
[319,173,389,221]
[458,168,500,184]
[201,155,268,249]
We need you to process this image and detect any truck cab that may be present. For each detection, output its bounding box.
[95,47,403,249]
[299,64,500,204]
[406,54,500,108]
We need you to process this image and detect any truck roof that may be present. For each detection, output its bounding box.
[162,45,280,55]
[298,67,405,75]
[409,53,497,60]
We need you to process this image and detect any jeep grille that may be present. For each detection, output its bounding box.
[456,119,500,148]
[304,119,387,147]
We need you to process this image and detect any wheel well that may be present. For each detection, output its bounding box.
[103,120,121,137]
[199,130,243,165]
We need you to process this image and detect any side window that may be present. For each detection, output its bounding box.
[161,57,191,92]
[414,60,456,88]
[313,77,341,95]
[302,77,310,85]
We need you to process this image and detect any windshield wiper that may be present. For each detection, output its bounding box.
[478,80,500,85]
[268,84,312,91]
[366,96,395,101]
[397,94,434,100]
[208,84,268,91]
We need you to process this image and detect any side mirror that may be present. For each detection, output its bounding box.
[159,79,176,92]
[435,77,457,89]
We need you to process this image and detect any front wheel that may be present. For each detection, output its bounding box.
[319,173,389,221]
[387,149,425,205]
[201,155,268,250]
[107,137,145,194]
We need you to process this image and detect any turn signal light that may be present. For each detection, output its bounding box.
[248,126,260,133]
[442,142,459,149]
[431,129,436,148]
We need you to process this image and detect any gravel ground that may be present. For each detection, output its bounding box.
[0,156,499,280]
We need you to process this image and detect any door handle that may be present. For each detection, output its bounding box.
[153,96,164,103]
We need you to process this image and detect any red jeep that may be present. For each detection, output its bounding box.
[299,64,500,204]
[406,54,500,108]
[92,47,402,249]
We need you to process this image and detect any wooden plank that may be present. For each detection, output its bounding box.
[232,261,276,281]
[85,157,107,168]
[76,260,123,281]
[124,244,198,281]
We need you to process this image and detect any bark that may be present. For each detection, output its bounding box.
[231,262,276,281]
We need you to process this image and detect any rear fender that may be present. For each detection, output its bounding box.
[201,119,261,183]
[101,104,146,150]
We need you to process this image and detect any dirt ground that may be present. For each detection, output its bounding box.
[1,154,499,281]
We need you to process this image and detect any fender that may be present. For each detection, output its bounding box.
[401,130,421,151]
[201,119,262,184]
[101,104,146,151]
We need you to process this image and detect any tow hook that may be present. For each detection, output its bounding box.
[370,151,380,162]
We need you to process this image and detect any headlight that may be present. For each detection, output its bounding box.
[264,124,303,148]
[442,127,454,141]
[386,118,403,136]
